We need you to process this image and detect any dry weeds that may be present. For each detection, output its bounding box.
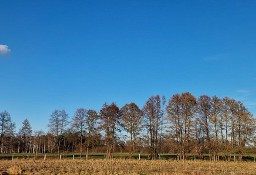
[0,159,254,175]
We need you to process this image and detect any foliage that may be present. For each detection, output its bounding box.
[0,92,255,158]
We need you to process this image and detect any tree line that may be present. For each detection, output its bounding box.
[0,92,255,159]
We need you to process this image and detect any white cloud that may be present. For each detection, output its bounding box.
[0,44,11,55]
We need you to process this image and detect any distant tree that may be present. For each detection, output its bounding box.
[143,95,165,160]
[209,96,223,156]
[72,108,98,157]
[18,118,32,153]
[86,109,98,157]
[46,133,55,153]
[179,93,197,157]
[210,96,222,142]
[33,130,46,154]
[72,108,87,156]
[239,110,255,147]
[0,111,15,153]
[221,97,231,148]
[222,97,238,151]
[48,109,68,154]
[167,93,197,159]
[120,102,143,156]
[197,95,211,150]
[99,103,120,159]
[62,129,79,152]
[227,98,238,148]
[166,94,183,154]
[229,100,255,150]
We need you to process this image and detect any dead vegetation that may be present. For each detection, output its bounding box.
[0,159,255,175]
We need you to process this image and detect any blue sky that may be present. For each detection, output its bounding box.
[0,0,256,132]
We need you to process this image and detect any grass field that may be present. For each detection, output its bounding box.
[0,159,256,175]
[1,153,256,161]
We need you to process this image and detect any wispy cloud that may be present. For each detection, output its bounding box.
[236,89,252,95]
[0,44,11,55]
[246,102,256,107]
[202,53,230,62]
[235,89,253,100]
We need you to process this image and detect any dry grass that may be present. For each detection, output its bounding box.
[6,166,22,175]
[0,159,255,175]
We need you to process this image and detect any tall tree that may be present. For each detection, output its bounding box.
[143,95,165,159]
[230,101,255,148]
[197,95,211,149]
[99,103,120,159]
[72,108,87,156]
[86,109,98,158]
[48,109,68,154]
[210,96,222,142]
[120,102,143,156]
[221,97,231,147]
[19,118,32,153]
[166,94,182,154]
[209,96,223,155]
[179,92,197,144]
[0,111,15,153]
[167,93,197,159]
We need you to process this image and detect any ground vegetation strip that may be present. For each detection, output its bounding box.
[0,159,255,175]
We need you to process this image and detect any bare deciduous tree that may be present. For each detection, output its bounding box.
[48,109,68,154]
[19,118,32,153]
[72,108,87,156]
[120,102,143,157]
[166,93,197,159]
[143,95,165,160]
[86,109,98,158]
[99,103,120,159]
[0,111,15,153]
[197,95,211,150]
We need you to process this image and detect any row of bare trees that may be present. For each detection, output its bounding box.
[166,93,255,160]
[0,92,255,159]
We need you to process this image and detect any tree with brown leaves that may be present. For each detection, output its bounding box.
[120,102,143,157]
[99,103,120,159]
[143,95,165,160]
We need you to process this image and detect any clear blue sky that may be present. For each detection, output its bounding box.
[0,0,255,132]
